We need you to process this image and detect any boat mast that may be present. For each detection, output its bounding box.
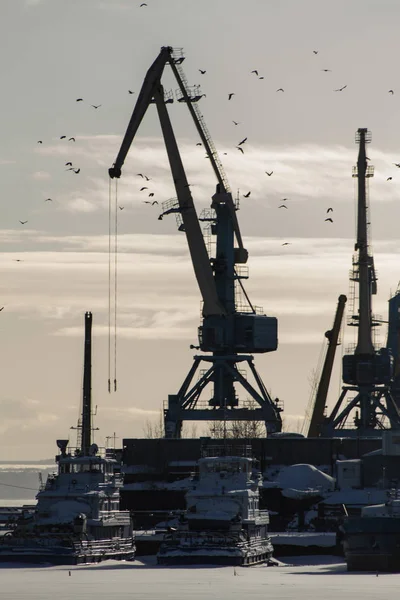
[81,311,93,455]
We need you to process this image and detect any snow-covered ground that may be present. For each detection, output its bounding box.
[0,556,399,599]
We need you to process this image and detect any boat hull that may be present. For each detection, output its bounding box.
[343,516,400,572]
[0,537,135,565]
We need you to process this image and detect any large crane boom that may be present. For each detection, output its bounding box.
[307,295,347,438]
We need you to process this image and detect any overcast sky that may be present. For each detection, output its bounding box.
[1,0,400,460]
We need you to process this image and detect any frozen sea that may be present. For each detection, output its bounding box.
[0,556,399,600]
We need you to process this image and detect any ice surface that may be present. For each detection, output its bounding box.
[1,556,400,599]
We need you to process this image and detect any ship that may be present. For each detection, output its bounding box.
[0,312,135,564]
[342,491,400,571]
[157,445,274,565]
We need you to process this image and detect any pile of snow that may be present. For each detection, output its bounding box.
[265,464,335,499]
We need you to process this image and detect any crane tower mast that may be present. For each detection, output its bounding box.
[109,47,282,438]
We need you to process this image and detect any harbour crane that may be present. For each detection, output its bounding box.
[321,128,400,436]
[109,46,283,438]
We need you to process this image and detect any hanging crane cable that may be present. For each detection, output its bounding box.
[113,178,118,392]
[108,177,112,393]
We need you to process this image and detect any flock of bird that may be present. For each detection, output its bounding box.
[18,46,399,254]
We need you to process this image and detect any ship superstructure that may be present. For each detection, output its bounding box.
[0,312,135,564]
[157,445,274,565]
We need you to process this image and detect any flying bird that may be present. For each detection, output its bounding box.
[37,140,42,144]
[228,93,235,100]
[243,192,251,198]
[321,69,331,72]
[282,242,291,246]
[196,142,202,146]
[199,69,206,74]
[149,193,155,197]
[238,137,247,145]
[137,173,144,178]
[140,187,148,191]
[265,171,273,176]
[45,198,53,202]
[91,105,101,109]
[276,88,284,92]
[334,85,347,92]
[236,146,244,154]
[279,205,288,209]
[68,137,75,142]
[251,70,259,76]
[326,207,333,212]
[394,163,400,168]
[119,206,124,210]
[65,162,73,166]
[13,259,23,262]
[128,90,134,94]
[140,2,147,5]
[152,201,158,205]
[389,90,394,94]
[0,307,4,311]
[325,218,333,222]
[144,201,152,204]
[313,50,318,54]
[387,177,393,181]
[76,98,83,102]
[73,168,80,174]
[144,175,151,181]
[19,220,28,224]
[60,136,66,139]
[258,76,264,79]
[232,120,240,126]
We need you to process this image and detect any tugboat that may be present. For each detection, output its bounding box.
[342,490,400,572]
[157,445,274,565]
[0,312,135,564]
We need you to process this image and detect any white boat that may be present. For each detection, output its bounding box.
[0,312,135,564]
[157,445,274,565]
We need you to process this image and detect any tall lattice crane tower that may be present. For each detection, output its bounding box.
[109,46,283,439]
[321,128,400,436]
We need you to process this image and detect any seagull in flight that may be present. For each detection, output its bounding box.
[152,201,158,205]
[228,93,235,100]
[238,137,247,146]
[321,69,331,72]
[199,69,206,74]
[73,168,80,174]
[119,206,124,210]
[326,207,333,213]
[37,140,43,144]
[128,90,134,94]
[334,85,347,92]
[19,220,28,225]
[279,204,288,209]
[45,198,53,202]
[65,162,73,166]
[325,218,333,223]
[196,143,202,146]
[236,146,244,154]
[0,307,4,311]
[313,50,318,54]
[265,171,273,176]
[232,121,240,126]
[389,90,394,94]
[76,98,83,102]
[282,242,291,246]
[91,105,101,109]
[394,163,400,168]
[60,136,66,139]
[387,177,393,181]
[68,137,76,142]
[149,193,155,197]
[243,192,251,198]
[140,186,148,191]
[276,88,284,92]
[251,70,259,76]
[140,3,147,6]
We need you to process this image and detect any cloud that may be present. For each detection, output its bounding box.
[32,171,51,180]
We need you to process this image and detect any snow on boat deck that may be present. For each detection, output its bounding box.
[1,556,399,599]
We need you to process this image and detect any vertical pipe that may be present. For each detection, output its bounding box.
[81,312,92,455]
